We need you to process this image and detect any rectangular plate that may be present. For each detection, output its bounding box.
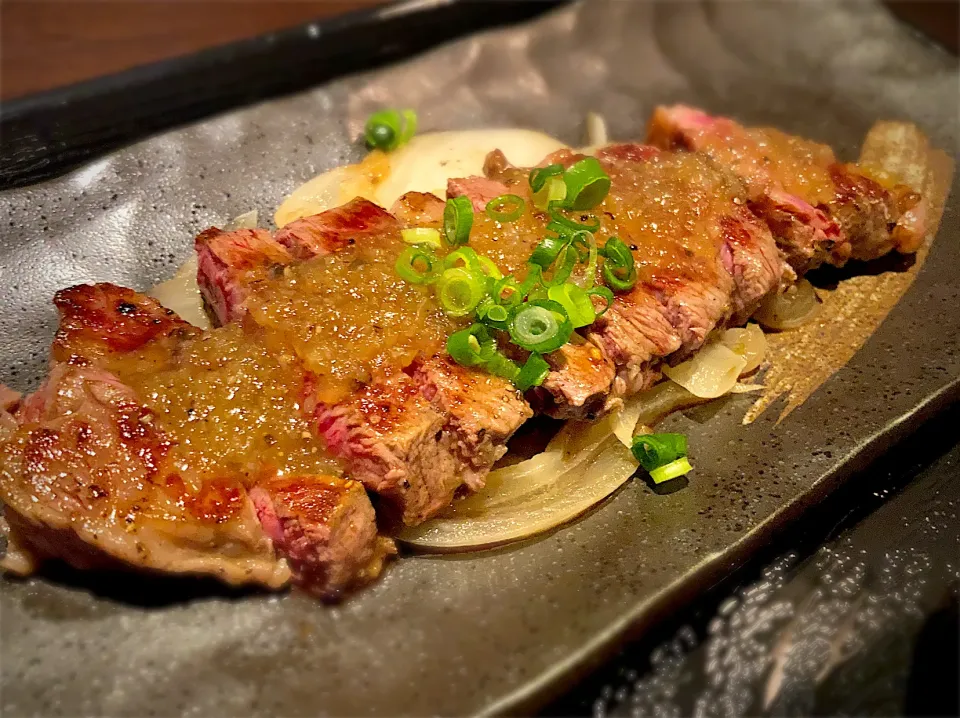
[0,1,957,715]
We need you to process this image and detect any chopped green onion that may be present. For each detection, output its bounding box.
[515,353,551,392]
[528,164,565,193]
[444,246,482,272]
[477,255,503,281]
[533,176,568,211]
[443,196,473,247]
[485,352,521,381]
[600,236,637,292]
[476,297,511,329]
[486,194,525,222]
[569,230,598,288]
[562,157,611,210]
[518,264,544,296]
[529,235,568,268]
[446,324,492,367]
[437,267,487,317]
[395,246,439,285]
[508,300,572,354]
[547,283,596,329]
[541,244,579,287]
[549,206,601,234]
[587,285,615,316]
[650,457,693,484]
[364,109,417,152]
[492,275,526,309]
[400,227,441,248]
[631,433,688,471]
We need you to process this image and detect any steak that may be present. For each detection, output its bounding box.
[2,284,392,597]
[198,197,533,525]
[646,105,921,272]
[0,363,290,588]
[195,227,293,325]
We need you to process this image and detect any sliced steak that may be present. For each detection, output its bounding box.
[53,282,200,364]
[204,201,533,524]
[447,176,511,213]
[306,370,462,525]
[0,363,290,588]
[195,227,292,325]
[275,196,400,259]
[5,282,392,597]
[646,104,920,271]
[250,474,394,599]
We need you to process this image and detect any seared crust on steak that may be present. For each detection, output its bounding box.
[195,227,292,326]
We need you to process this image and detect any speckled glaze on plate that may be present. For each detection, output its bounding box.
[0,1,958,715]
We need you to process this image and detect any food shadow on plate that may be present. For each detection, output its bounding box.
[806,251,918,290]
[2,559,268,608]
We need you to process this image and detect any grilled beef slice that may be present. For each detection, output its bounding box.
[197,198,532,525]
[2,283,392,597]
[478,144,783,399]
[646,105,922,272]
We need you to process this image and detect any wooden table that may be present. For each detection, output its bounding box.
[0,1,383,101]
[1,0,954,103]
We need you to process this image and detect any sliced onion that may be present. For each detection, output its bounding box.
[662,343,747,399]
[398,436,636,552]
[612,381,709,448]
[754,278,821,331]
[224,209,258,230]
[720,323,767,375]
[584,112,608,147]
[148,255,211,329]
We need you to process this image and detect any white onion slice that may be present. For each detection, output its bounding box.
[662,343,747,399]
[720,323,767,375]
[584,112,608,147]
[612,381,709,448]
[225,209,258,230]
[398,436,636,551]
[754,278,821,331]
[148,255,210,329]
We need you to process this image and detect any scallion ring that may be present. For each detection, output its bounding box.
[395,246,439,285]
[508,299,573,354]
[549,206,601,234]
[436,267,487,317]
[528,164,565,193]
[444,246,482,272]
[492,275,526,309]
[477,255,503,281]
[529,235,568,269]
[400,227,441,248]
[547,283,596,329]
[586,285,615,316]
[446,324,493,367]
[486,194,525,223]
[533,176,568,211]
[600,236,637,292]
[364,109,417,152]
[562,156,611,210]
[569,230,598,288]
[485,352,521,382]
[631,433,688,472]
[541,244,579,288]
[649,457,693,484]
[514,353,551,392]
[443,196,474,247]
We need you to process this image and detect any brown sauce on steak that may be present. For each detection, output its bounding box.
[244,238,462,404]
[107,324,341,485]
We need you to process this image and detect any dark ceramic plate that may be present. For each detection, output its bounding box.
[0,1,958,715]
